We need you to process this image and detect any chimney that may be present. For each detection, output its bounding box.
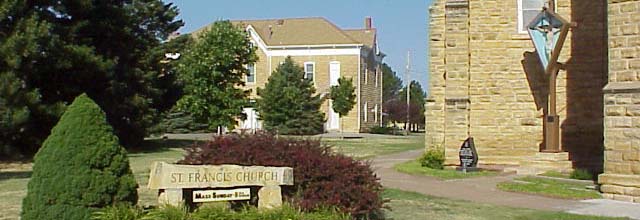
[365,17,372,29]
[268,25,273,39]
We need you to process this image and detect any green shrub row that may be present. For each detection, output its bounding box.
[368,126,404,135]
[419,149,445,170]
[92,203,350,220]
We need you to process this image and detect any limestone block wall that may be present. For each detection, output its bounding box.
[443,0,471,164]
[426,0,606,168]
[426,0,446,151]
[359,54,384,131]
[599,0,640,203]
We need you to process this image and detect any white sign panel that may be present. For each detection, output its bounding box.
[192,188,251,203]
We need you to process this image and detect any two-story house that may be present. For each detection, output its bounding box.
[195,17,384,133]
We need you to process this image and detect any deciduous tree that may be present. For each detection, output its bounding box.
[381,63,403,125]
[329,77,356,136]
[176,20,257,132]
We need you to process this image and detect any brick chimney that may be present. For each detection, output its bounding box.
[365,17,372,29]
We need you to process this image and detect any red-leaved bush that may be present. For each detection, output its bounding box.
[178,132,385,219]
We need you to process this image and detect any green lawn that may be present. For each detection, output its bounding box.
[497,176,602,200]
[322,134,424,159]
[0,172,29,219]
[394,160,498,180]
[540,170,571,179]
[0,135,616,220]
[383,188,628,220]
[0,134,422,219]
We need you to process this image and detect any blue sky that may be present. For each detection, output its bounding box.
[164,0,432,91]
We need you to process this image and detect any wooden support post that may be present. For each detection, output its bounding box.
[544,64,560,152]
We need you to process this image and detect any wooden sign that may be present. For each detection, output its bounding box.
[192,188,251,203]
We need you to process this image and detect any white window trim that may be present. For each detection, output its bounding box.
[363,62,368,85]
[329,61,341,86]
[517,0,554,34]
[363,102,368,122]
[246,63,256,84]
[374,104,378,123]
[303,62,315,81]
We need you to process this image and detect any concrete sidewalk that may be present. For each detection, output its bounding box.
[371,149,640,219]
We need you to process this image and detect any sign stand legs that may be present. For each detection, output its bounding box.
[544,64,561,153]
[258,185,283,210]
[158,189,184,206]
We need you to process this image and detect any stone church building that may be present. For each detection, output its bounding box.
[427,0,639,202]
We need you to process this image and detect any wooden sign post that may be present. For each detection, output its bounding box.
[147,162,294,210]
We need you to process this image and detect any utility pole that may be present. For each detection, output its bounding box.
[405,50,411,133]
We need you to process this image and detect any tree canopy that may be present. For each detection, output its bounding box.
[330,77,356,117]
[0,0,183,157]
[256,57,325,135]
[382,63,403,103]
[397,81,427,129]
[176,20,257,131]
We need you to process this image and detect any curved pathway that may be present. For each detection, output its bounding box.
[372,149,590,211]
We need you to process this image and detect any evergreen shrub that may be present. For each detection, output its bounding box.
[256,57,325,135]
[570,169,594,181]
[178,132,385,219]
[419,149,445,170]
[21,94,138,220]
[368,126,393,134]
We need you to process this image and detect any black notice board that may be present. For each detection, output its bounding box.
[459,137,478,168]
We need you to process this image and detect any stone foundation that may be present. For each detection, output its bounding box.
[599,84,640,203]
[598,0,640,203]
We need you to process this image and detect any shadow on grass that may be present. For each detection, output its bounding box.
[128,139,201,155]
[0,171,32,181]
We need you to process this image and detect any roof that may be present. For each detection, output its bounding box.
[343,28,376,49]
[193,17,377,47]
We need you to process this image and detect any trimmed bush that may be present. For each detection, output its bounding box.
[178,132,385,219]
[419,149,445,170]
[22,94,138,220]
[368,126,393,134]
[570,169,594,181]
[368,126,405,135]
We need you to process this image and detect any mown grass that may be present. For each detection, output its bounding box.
[394,160,498,180]
[497,176,602,200]
[540,170,571,179]
[383,188,628,220]
[0,134,423,219]
[322,134,424,159]
[0,174,30,219]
